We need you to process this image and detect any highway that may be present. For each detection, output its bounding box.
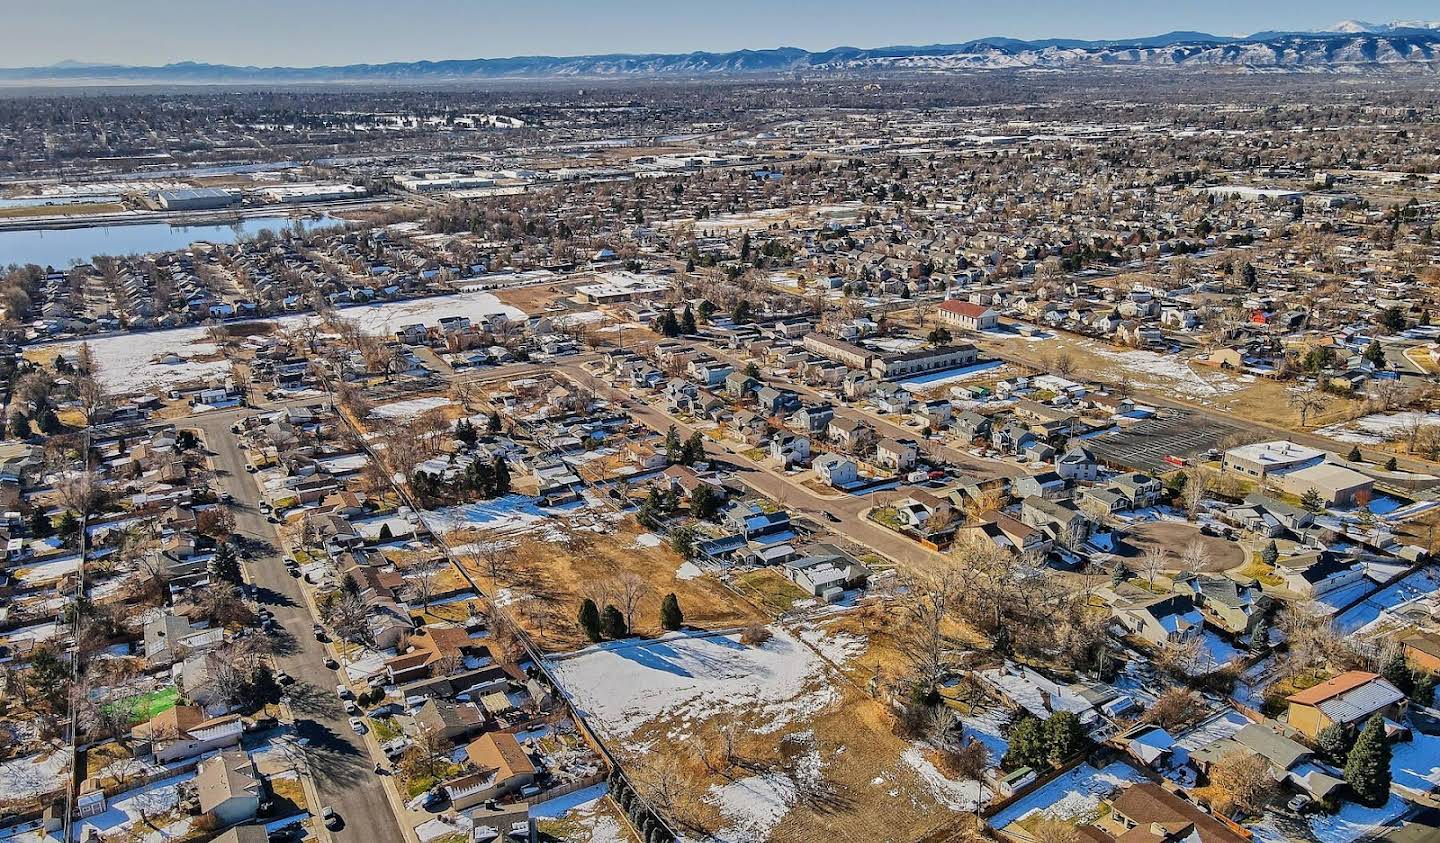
[190,407,403,843]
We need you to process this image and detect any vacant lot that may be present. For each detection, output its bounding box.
[1117,521,1245,572]
[546,624,980,842]
[454,517,766,651]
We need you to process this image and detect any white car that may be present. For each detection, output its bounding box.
[349,718,367,735]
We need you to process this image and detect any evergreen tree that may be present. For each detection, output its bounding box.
[1110,564,1127,587]
[210,542,243,586]
[743,361,760,379]
[38,409,62,435]
[657,308,680,338]
[578,598,603,643]
[378,522,393,540]
[29,510,51,538]
[487,411,502,433]
[602,604,628,639]
[1261,540,1279,567]
[1344,715,1392,806]
[683,431,705,466]
[1364,340,1386,368]
[1250,616,1270,648]
[731,300,753,324]
[1045,711,1087,764]
[57,510,80,542]
[1347,445,1363,462]
[690,484,721,520]
[1300,488,1324,513]
[7,412,28,439]
[680,304,697,335]
[342,572,361,598]
[1386,456,1398,471]
[664,426,683,463]
[1316,722,1355,766]
[1003,716,1049,771]
[660,593,684,631]
[493,457,511,495]
[1381,650,1416,697]
[454,419,478,448]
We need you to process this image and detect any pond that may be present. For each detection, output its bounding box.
[0,213,342,269]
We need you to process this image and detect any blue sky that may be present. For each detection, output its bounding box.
[10,0,1440,67]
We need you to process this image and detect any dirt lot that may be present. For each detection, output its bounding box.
[454,517,767,651]
[1116,521,1245,572]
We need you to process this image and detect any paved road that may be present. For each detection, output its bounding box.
[190,408,403,843]
[562,366,952,569]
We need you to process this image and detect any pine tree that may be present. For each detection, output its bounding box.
[210,542,243,586]
[683,431,705,466]
[29,510,52,538]
[247,665,282,708]
[1344,715,1392,807]
[578,599,603,642]
[454,419,478,447]
[680,304,697,335]
[664,426,683,463]
[602,604,628,639]
[1316,722,1355,766]
[39,409,62,434]
[1364,339,1386,368]
[731,300,753,324]
[1347,445,1362,462]
[1300,488,1324,513]
[1110,565,1127,587]
[493,457,511,495]
[690,484,721,520]
[7,412,28,439]
[342,573,361,597]
[660,593,684,631]
[1386,456,1398,471]
[1381,650,1416,697]
[1003,716,1049,771]
[1261,540,1279,567]
[1045,711,1087,764]
[57,511,80,542]
[1250,616,1270,648]
[487,411,502,432]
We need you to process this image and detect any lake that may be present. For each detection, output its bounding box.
[0,213,342,269]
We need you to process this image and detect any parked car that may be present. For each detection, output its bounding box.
[323,657,339,670]
[321,807,341,830]
[349,718,367,735]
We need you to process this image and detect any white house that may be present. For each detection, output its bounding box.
[814,453,858,487]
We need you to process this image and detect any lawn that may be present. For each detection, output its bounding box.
[369,716,403,743]
[735,568,809,613]
[103,687,179,723]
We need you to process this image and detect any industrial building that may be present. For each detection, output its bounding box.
[154,187,237,211]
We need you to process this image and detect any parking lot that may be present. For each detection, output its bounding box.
[1087,411,1248,473]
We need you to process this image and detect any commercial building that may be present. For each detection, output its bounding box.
[870,344,978,381]
[936,300,999,331]
[155,187,237,211]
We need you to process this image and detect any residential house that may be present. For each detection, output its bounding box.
[196,750,262,826]
[1172,573,1271,638]
[875,438,918,472]
[1285,671,1407,739]
[827,418,876,453]
[813,453,858,487]
[132,706,243,763]
[1112,593,1205,648]
[446,732,538,810]
[769,432,811,467]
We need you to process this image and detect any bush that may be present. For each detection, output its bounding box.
[739,624,772,646]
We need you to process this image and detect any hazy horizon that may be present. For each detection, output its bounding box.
[7,0,1440,69]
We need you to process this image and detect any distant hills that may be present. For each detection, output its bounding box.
[9,22,1440,84]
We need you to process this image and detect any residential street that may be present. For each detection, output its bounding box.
[191,408,405,843]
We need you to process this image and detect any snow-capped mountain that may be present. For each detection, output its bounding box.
[5,28,1440,84]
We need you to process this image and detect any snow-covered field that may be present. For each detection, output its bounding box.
[421,494,556,537]
[0,748,70,804]
[369,396,456,420]
[37,290,525,394]
[532,784,629,843]
[902,744,990,811]
[708,739,822,843]
[1082,343,1243,398]
[546,629,839,749]
[1318,411,1440,445]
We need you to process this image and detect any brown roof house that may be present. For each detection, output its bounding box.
[444,732,538,810]
[1285,670,1406,739]
[196,749,262,826]
[131,705,243,764]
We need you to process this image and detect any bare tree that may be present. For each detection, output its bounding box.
[1288,389,1326,428]
[1138,546,1168,588]
[610,572,652,632]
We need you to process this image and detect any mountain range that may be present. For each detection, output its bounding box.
[8,21,1440,84]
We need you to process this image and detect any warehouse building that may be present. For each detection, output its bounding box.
[155,187,237,211]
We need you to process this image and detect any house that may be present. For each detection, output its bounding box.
[871,383,913,414]
[1109,473,1164,508]
[1285,670,1407,739]
[724,371,758,398]
[1279,552,1364,598]
[874,438,918,472]
[415,698,487,742]
[1097,782,1248,843]
[1055,446,1099,482]
[131,706,243,763]
[813,453,858,487]
[1191,722,1345,801]
[769,431,811,467]
[1403,630,1440,674]
[446,732,538,810]
[1020,495,1088,543]
[1225,493,1314,537]
[723,502,792,539]
[1112,593,1205,648]
[936,300,999,331]
[792,404,834,434]
[196,750,262,826]
[954,411,992,442]
[783,545,870,599]
[827,418,876,453]
[1172,573,1271,637]
[1013,471,1067,501]
[1078,486,1132,515]
[144,613,223,667]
